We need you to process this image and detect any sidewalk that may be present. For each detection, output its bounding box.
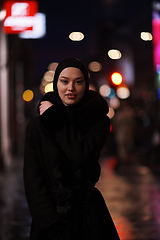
[0,157,30,240]
[0,155,160,240]
[97,156,160,240]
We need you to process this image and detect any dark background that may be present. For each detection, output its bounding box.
[1,0,157,159]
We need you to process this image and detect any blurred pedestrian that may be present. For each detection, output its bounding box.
[114,101,135,169]
[24,58,120,240]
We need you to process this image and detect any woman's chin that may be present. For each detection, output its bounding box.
[63,99,78,106]
[63,101,75,106]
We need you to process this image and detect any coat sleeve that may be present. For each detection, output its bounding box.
[23,119,59,232]
[54,114,110,166]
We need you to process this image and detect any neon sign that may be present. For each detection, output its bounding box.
[19,13,46,39]
[3,1,38,33]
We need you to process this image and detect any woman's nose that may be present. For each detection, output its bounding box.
[68,82,74,91]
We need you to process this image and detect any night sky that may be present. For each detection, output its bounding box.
[16,0,152,100]
[32,0,152,79]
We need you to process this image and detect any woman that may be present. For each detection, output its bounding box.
[24,58,120,240]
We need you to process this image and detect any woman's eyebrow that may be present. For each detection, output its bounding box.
[75,77,84,80]
[60,76,84,80]
[60,76,69,79]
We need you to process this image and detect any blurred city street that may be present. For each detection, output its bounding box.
[0,154,160,240]
[97,156,160,240]
[0,0,160,239]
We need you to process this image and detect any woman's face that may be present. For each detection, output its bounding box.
[57,67,86,106]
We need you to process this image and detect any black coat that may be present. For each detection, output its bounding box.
[24,90,120,240]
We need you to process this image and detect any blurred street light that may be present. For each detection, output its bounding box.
[140,32,153,41]
[48,62,58,71]
[0,10,6,21]
[99,84,111,97]
[23,89,34,102]
[43,71,54,82]
[111,72,123,85]
[45,83,53,93]
[109,96,120,109]
[69,32,84,41]
[116,86,130,99]
[108,88,116,98]
[88,61,102,72]
[108,49,122,59]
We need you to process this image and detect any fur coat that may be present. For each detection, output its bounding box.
[23,90,120,240]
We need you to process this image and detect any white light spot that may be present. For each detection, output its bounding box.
[43,71,55,82]
[48,62,59,71]
[99,84,111,97]
[109,97,120,109]
[140,32,152,41]
[116,87,130,99]
[19,13,46,39]
[69,32,84,41]
[108,49,122,59]
[0,10,6,21]
[45,83,53,93]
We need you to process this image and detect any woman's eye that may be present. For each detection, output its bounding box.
[75,80,83,85]
[61,80,68,84]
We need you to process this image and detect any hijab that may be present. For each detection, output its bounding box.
[53,58,89,105]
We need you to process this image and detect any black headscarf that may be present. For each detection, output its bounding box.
[53,58,89,103]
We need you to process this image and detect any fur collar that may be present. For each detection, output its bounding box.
[40,90,109,133]
[39,90,109,115]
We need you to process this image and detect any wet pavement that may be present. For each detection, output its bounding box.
[0,156,160,239]
[97,157,160,240]
[0,158,31,240]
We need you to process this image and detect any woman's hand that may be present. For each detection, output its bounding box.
[39,101,53,115]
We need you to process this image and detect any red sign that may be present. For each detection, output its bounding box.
[3,1,38,34]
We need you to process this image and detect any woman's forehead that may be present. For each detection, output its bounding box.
[59,67,84,77]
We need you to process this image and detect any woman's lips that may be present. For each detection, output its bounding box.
[66,94,77,99]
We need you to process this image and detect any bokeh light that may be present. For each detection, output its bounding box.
[19,13,46,39]
[107,107,115,119]
[43,71,55,82]
[109,96,120,109]
[99,84,111,97]
[111,72,123,85]
[48,62,59,71]
[44,83,53,93]
[69,32,84,41]
[108,88,116,98]
[23,90,34,102]
[116,86,130,99]
[108,49,122,59]
[88,61,102,72]
[0,10,6,21]
[41,79,48,87]
[140,32,153,41]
